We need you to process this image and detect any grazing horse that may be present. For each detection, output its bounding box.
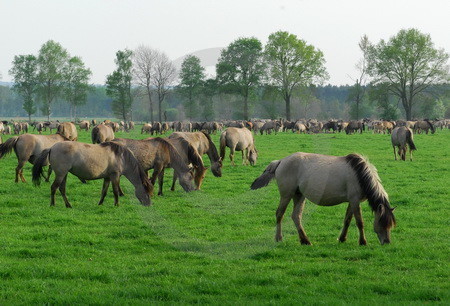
[141,123,152,134]
[345,121,364,134]
[91,124,115,144]
[251,152,396,245]
[112,137,195,196]
[57,122,78,141]
[0,132,76,182]
[169,131,223,177]
[32,142,152,207]
[78,120,90,131]
[414,120,435,134]
[391,127,416,161]
[220,127,258,166]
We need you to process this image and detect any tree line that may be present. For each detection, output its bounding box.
[2,29,449,122]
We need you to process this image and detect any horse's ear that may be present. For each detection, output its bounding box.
[377,204,385,216]
[391,206,396,212]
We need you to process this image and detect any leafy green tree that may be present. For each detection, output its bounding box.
[63,56,92,120]
[106,49,133,121]
[201,78,217,121]
[264,31,328,121]
[216,37,265,120]
[37,40,69,120]
[178,55,205,120]
[367,28,449,120]
[9,54,39,121]
[368,83,399,120]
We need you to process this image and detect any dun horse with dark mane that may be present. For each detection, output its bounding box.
[391,126,417,161]
[251,153,396,245]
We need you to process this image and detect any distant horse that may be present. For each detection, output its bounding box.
[220,127,258,166]
[32,142,152,207]
[92,124,115,144]
[345,121,364,134]
[112,137,195,196]
[166,137,208,191]
[251,152,396,245]
[78,120,90,131]
[391,127,416,161]
[260,121,282,135]
[0,132,76,182]
[150,122,162,135]
[141,123,152,134]
[414,120,435,134]
[57,122,78,141]
[169,131,222,177]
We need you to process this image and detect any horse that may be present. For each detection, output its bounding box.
[0,132,76,183]
[260,121,282,135]
[78,120,90,131]
[91,124,115,144]
[165,137,208,191]
[141,123,152,134]
[414,120,435,134]
[169,131,222,177]
[251,152,396,245]
[220,127,258,166]
[391,127,417,161]
[57,122,78,141]
[345,120,364,134]
[150,122,162,135]
[32,141,152,207]
[112,137,195,196]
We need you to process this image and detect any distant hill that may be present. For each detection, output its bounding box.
[173,47,223,78]
[0,81,13,87]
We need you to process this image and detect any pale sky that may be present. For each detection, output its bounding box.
[1,0,449,85]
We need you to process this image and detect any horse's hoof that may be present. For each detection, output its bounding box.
[338,237,347,243]
[359,239,367,246]
[301,240,312,245]
[275,236,283,242]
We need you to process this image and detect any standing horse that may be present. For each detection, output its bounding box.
[91,124,115,143]
[169,131,222,177]
[251,152,396,245]
[220,127,258,166]
[57,122,78,141]
[0,132,76,183]
[414,120,435,134]
[391,127,417,161]
[32,142,152,207]
[112,137,195,196]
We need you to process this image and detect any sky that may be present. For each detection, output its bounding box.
[1,0,449,85]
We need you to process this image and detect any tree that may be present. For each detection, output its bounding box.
[201,78,218,120]
[264,31,328,121]
[9,55,39,121]
[106,49,133,121]
[178,55,205,120]
[37,40,69,120]
[216,37,265,120]
[133,45,157,123]
[367,28,449,120]
[63,56,92,120]
[153,51,176,122]
[348,35,370,119]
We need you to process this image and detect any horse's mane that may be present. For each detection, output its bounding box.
[201,131,220,161]
[176,137,205,170]
[100,142,152,193]
[152,137,191,173]
[345,153,396,228]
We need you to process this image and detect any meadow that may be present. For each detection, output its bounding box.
[0,127,448,304]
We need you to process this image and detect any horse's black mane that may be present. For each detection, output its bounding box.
[152,137,191,173]
[201,131,220,161]
[345,153,396,228]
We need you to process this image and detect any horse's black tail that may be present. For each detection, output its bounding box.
[91,125,100,144]
[406,129,417,151]
[0,136,19,159]
[219,131,227,161]
[32,149,51,186]
[251,160,281,190]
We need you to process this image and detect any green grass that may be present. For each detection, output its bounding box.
[0,128,448,304]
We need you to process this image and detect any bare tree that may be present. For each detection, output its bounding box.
[348,35,370,119]
[153,51,176,122]
[133,45,157,123]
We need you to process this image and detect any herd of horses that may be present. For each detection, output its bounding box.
[0,116,444,246]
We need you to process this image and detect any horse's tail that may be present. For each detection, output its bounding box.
[0,136,19,159]
[251,160,281,190]
[32,149,51,186]
[219,131,227,161]
[424,119,435,134]
[91,125,99,143]
[406,129,417,151]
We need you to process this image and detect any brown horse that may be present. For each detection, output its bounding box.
[32,142,152,207]
[57,122,78,141]
[169,131,222,177]
[251,152,396,245]
[220,127,257,166]
[0,132,76,183]
[91,124,115,143]
[391,127,417,161]
[112,137,195,196]
[414,120,435,134]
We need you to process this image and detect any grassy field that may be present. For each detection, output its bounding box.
[0,127,448,304]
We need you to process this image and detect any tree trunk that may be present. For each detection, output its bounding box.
[244,96,249,121]
[147,86,154,124]
[285,94,291,121]
[158,96,163,122]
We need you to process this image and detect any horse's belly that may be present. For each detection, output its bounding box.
[301,189,348,206]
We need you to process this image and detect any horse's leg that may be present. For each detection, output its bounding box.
[393,146,397,160]
[157,168,165,196]
[16,159,27,183]
[171,172,177,191]
[291,193,311,245]
[338,204,353,242]
[111,175,121,206]
[352,203,367,245]
[44,165,52,182]
[58,174,72,208]
[409,146,413,161]
[229,146,236,166]
[98,179,110,205]
[241,149,247,165]
[50,175,65,206]
[275,195,291,242]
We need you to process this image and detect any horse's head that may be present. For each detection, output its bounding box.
[249,147,258,166]
[374,204,396,245]
[178,169,195,193]
[211,158,222,177]
[135,177,153,206]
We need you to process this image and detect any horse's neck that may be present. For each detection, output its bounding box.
[123,168,142,189]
